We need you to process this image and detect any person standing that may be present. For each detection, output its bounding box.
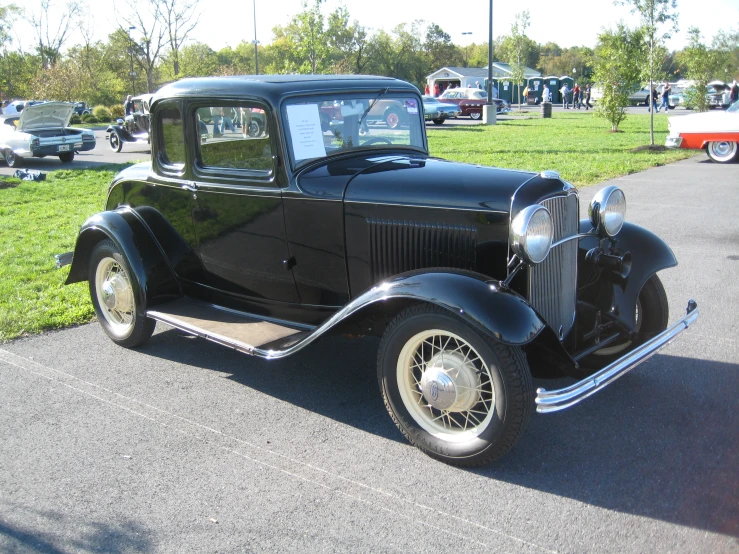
[542,83,550,102]
[573,83,581,109]
[583,84,593,110]
[433,83,440,97]
[424,84,430,95]
[124,95,134,116]
[648,86,658,112]
[522,85,529,105]
[729,80,738,104]
[560,83,570,109]
[475,81,482,89]
[657,82,671,112]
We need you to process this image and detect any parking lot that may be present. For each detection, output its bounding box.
[1,154,737,552]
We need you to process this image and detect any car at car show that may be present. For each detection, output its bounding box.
[56,75,698,467]
[106,94,153,152]
[706,81,732,109]
[666,99,739,163]
[73,102,92,116]
[421,95,462,124]
[439,87,510,119]
[0,101,96,166]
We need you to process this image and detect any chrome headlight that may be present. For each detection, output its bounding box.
[589,185,626,237]
[510,205,553,264]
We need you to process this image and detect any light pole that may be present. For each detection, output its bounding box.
[461,31,472,68]
[128,26,136,96]
[483,0,496,124]
[253,0,259,74]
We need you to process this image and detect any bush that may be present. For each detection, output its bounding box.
[70,114,82,125]
[81,114,99,124]
[92,105,111,121]
[109,104,124,119]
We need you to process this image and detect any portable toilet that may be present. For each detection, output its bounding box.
[527,77,544,104]
[543,76,560,103]
[486,78,513,103]
[559,75,574,104]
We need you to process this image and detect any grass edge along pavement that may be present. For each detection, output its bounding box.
[1,114,696,341]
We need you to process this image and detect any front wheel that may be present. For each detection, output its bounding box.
[469,111,482,120]
[706,141,738,163]
[378,305,533,466]
[385,109,402,129]
[109,132,123,152]
[432,118,445,125]
[88,239,155,348]
[59,151,74,163]
[5,149,20,167]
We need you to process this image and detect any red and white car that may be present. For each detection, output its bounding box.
[666,100,739,163]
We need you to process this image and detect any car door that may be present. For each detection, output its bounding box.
[188,100,300,303]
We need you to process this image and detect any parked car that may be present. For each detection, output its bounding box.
[56,75,698,467]
[422,95,462,124]
[0,101,96,166]
[439,87,510,119]
[106,94,153,152]
[666,99,739,163]
[628,87,652,106]
[706,81,732,109]
[73,102,92,116]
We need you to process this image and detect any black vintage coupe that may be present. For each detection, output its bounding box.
[58,75,698,466]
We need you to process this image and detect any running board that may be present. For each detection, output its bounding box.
[146,298,309,356]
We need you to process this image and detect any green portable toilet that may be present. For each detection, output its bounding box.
[487,78,513,103]
[544,76,560,103]
[527,77,544,104]
[559,75,574,104]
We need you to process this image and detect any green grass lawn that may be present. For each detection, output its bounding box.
[428,112,697,185]
[0,168,117,341]
[0,114,697,341]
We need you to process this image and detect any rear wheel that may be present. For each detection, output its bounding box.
[378,304,533,466]
[88,240,155,348]
[706,141,738,163]
[432,118,445,125]
[385,109,402,129]
[59,151,74,163]
[469,111,482,120]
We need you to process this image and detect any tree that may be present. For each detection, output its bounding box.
[679,28,719,112]
[117,0,167,93]
[507,10,532,110]
[25,0,84,68]
[424,24,462,71]
[156,0,200,77]
[616,0,678,145]
[325,6,371,74]
[593,24,646,131]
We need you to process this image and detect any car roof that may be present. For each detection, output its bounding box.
[152,75,419,108]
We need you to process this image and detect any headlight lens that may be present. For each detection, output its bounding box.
[589,185,626,237]
[510,205,553,264]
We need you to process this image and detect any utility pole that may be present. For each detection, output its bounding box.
[461,31,472,68]
[253,0,259,74]
[483,0,496,124]
[128,26,136,96]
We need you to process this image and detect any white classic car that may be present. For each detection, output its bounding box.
[0,101,96,167]
[666,100,739,163]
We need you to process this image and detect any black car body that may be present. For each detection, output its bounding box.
[59,75,698,466]
[106,95,153,152]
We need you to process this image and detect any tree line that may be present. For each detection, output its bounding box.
[0,0,736,113]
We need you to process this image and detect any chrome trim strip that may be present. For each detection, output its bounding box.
[345,199,508,214]
[535,300,699,413]
[550,231,596,249]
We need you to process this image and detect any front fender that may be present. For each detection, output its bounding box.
[578,220,677,328]
[65,208,180,309]
[348,269,547,346]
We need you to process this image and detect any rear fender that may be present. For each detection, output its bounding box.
[578,220,677,328]
[65,208,180,309]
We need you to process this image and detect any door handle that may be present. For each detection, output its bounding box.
[181,183,198,192]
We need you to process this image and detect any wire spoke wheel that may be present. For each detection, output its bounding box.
[397,330,495,441]
[94,257,135,336]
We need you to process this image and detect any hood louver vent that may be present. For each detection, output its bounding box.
[368,219,477,282]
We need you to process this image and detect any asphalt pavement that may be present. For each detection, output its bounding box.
[1,156,738,553]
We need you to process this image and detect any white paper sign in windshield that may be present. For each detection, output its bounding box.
[286,104,326,161]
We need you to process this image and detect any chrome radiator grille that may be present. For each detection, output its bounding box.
[528,194,579,339]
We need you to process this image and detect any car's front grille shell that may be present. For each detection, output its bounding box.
[527,194,579,339]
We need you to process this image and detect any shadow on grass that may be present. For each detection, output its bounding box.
[139,330,738,537]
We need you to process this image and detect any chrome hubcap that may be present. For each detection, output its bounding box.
[712,141,734,157]
[95,257,135,336]
[397,330,495,441]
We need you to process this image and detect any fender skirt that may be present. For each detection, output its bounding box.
[65,208,180,309]
[578,220,677,328]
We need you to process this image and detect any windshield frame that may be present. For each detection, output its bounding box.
[280,91,428,171]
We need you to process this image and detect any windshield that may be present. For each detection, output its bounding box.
[283,93,425,166]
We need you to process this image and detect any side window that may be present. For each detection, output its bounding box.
[195,103,273,174]
[159,105,186,169]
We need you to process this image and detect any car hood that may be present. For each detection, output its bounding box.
[669,110,737,133]
[343,155,538,214]
[17,102,75,131]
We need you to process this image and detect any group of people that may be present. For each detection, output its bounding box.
[648,82,672,113]
[558,83,592,110]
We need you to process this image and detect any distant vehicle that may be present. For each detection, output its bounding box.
[73,102,92,116]
[106,94,153,152]
[421,95,462,125]
[706,81,732,109]
[439,88,511,119]
[0,101,96,166]
[666,99,739,163]
[628,87,652,106]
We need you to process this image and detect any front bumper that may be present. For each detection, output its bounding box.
[535,299,699,413]
[665,136,683,148]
